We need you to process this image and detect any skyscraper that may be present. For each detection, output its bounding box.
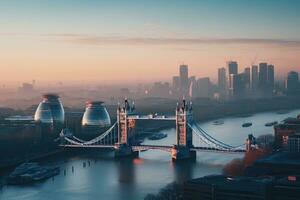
[259,62,268,90]
[218,67,226,90]
[244,67,251,90]
[227,61,238,75]
[179,64,189,97]
[229,73,246,98]
[251,65,259,90]
[267,64,275,89]
[286,71,299,95]
[194,77,211,98]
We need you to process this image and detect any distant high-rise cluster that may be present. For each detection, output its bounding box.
[172,64,211,99]
[217,61,276,99]
[148,62,299,100]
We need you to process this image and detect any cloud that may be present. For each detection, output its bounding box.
[62,35,300,47]
[1,32,300,48]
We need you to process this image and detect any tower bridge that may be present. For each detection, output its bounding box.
[59,99,253,160]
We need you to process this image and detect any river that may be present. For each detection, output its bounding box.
[1,109,299,200]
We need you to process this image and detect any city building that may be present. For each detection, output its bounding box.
[258,63,275,95]
[272,176,300,200]
[184,175,272,200]
[252,65,259,90]
[259,62,268,90]
[287,134,300,153]
[227,61,238,75]
[286,71,299,95]
[274,114,300,148]
[81,101,111,139]
[268,64,275,90]
[244,67,251,90]
[184,175,300,200]
[218,67,226,91]
[192,77,211,98]
[179,64,189,97]
[229,73,246,99]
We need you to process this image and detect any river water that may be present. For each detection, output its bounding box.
[1,109,300,200]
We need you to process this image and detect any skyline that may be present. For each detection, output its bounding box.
[1,0,300,84]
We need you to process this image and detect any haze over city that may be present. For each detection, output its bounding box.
[1,1,300,200]
[1,0,300,85]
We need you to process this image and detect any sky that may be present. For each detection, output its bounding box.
[1,0,300,85]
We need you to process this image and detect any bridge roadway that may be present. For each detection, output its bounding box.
[60,144,246,154]
[127,115,176,121]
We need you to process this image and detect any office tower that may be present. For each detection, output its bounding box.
[251,65,259,90]
[195,77,211,98]
[286,71,299,95]
[267,64,275,89]
[229,73,246,98]
[227,61,238,75]
[244,67,251,90]
[259,62,268,90]
[179,64,189,97]
[218,67,226,90]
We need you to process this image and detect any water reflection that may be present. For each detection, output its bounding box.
[2,109,300,200]
[171,160,195,184]
[117,158,136,184]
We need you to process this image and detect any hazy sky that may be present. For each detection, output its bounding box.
[1,0,300,85]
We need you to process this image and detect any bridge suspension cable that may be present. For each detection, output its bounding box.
[61,122,118,146]
[188,122,245,150]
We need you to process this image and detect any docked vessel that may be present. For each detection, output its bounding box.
[148,133,167,140]
[7,162,59,185]
[265,121,278,127]
[212,120,224,125]
[242,122,252,127]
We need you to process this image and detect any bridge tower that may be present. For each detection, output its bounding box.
[115,99,138,158]
[172,99,196,160]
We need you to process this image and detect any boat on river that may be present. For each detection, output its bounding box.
[242,122,252,127]
[148,133,167,140]
[212,120,224,125]
[265,121,278,127]
[7,162,59,185]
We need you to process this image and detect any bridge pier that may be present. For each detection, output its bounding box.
[171,145,196,161]
[114,144,139,158]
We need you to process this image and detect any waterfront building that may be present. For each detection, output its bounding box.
[34,94,65,139]
[272,176,300,200]
[184,175,272,200]
[274,115,300,148]
[81,101,111,139]
[287,134,300,153]
[34,94,65,125]
[184,175,300,200]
